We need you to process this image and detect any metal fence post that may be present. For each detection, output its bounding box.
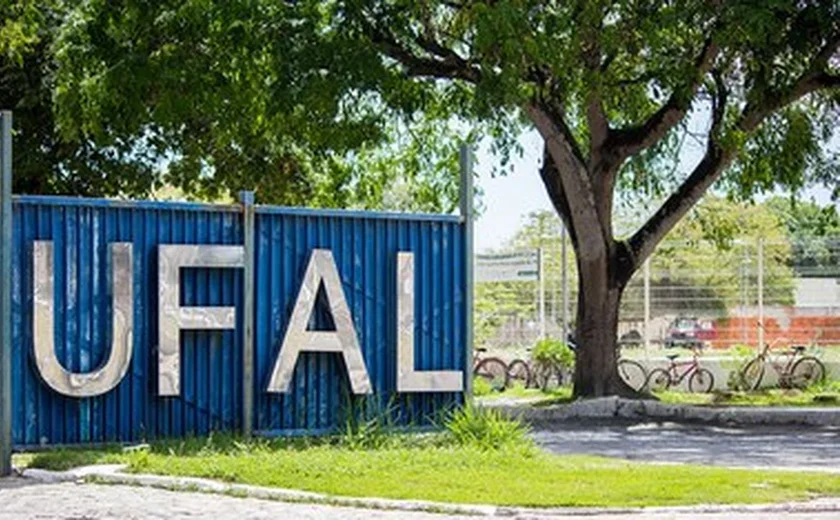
[758,238,764,351]
[560,225,569,343]
[239,191,255,439]
[538,247,546,339]
[0,111,12,476]
[643,258,651,352]
[459,145,474,399]
[551,240,558,324]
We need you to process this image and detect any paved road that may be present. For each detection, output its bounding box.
[533,420,840,470]
[1,481,840,519]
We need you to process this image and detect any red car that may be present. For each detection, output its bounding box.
[664,317,714,349]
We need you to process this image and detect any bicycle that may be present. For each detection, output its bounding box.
[520,334,648,392]
[738,330,825,391]
[645,347,714,393]
[473,348,509,390]
[617,357,648,392]
[507,349,572,391]
[506,356,533,388]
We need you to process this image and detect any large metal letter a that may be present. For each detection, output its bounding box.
[266,249,371,394]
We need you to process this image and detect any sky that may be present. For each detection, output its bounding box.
[472,129,839,253]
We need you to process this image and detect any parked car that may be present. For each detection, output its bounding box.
[664,317,713,349]
[618,329,643,348]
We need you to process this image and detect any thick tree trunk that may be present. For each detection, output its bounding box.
[572,255,638,398]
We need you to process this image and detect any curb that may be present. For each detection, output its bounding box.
[484,396,840,427]
[19,465,840,517]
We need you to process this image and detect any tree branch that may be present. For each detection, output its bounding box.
[365,23,480,82]
[415,15,475,77]
[587,94,609,167]
[624,33,840,274]
[741,70,840,132]
[581,12,609,171]
[536,96,587,168]
[526,101,608,260]
[625,32,839,276]
[741,33,840,131]
[624,74,730,272]
[611,38,720,160]
[539,146,579,251]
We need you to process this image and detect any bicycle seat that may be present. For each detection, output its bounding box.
[791,345,806,353]
[665,354,680,360]
[475,347,487,353]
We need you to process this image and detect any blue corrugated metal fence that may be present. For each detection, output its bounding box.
[10,196,465,447]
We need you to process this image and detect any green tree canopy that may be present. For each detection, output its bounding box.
[766,196,840,275]
[1,1,472,210]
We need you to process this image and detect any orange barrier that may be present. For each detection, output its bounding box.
[711,314,840,348]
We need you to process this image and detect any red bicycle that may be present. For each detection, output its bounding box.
[646,348,714,393]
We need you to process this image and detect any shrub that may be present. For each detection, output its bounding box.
[531,337,575,370]
[442,404,533,452]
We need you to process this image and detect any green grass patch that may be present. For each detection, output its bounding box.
[14,433,840,508]
[478,381,574,403]
[13,406,840,509]
[655,380,840,407]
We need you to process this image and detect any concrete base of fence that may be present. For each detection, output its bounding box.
[18,464,840,517]
[486,396,840,427]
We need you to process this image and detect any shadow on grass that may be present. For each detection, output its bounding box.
[22,432,401,471]
[26,445,125,471]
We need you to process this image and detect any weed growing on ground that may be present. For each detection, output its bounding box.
[441,404,534,453]
[472,376,494,396]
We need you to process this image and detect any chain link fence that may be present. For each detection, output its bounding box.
[475,237,840,357]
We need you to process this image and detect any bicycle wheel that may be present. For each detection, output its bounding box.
[507,359,532,388]
[474,357,509,391]
[645,368,671,392]
[533,362,558,391]
[738,358,765,391]
[617,359,647,392]
[789,357,826,389]
[688,368,715,393]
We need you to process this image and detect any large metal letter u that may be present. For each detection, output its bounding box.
[33,241,133,398]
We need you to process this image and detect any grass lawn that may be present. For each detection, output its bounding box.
[654,387,840,407]
[477,381,574,403]
[480,381,840,408]
[14,433,840,508]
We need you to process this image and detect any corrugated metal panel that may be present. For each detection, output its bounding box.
[12,197,244,446]
[10,196,465,446]
[252,211,465,434]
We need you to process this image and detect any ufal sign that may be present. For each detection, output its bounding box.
[32,242,463,399]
